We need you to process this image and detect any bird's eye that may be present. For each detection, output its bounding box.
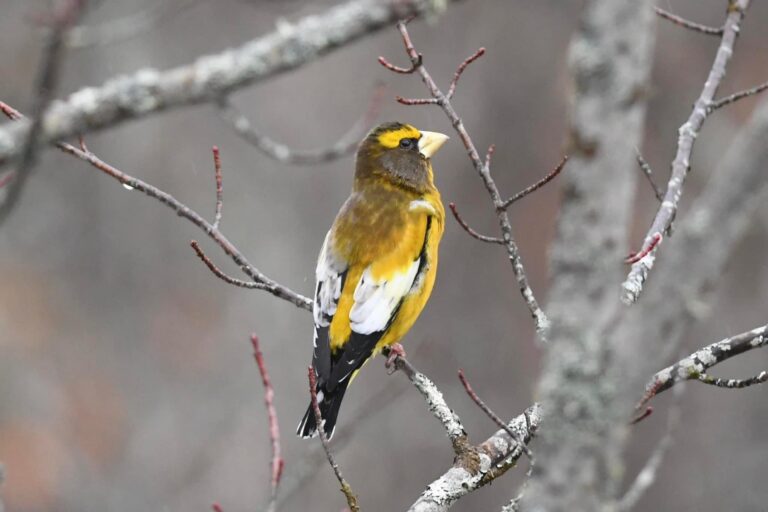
[399,138,416,149]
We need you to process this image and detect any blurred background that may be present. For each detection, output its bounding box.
[1,0,767,510]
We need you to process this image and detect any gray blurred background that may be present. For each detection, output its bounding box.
[1,0,767,510]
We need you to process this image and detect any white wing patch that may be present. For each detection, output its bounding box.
[409,199,437,215]
[349,259,421,335]
[314,232,346,327]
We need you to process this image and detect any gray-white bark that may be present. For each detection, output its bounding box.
[0,0,454,168]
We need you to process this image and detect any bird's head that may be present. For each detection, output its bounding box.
[355,122,449,192]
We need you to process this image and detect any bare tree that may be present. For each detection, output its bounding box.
[1,0,768,510]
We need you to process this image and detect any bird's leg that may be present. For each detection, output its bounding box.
[384,343,407,370]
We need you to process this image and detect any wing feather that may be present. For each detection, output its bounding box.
[312,232,347,381]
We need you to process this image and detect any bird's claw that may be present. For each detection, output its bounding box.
[385,343,407,373]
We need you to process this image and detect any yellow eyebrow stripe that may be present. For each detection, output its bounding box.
[377,125,421,148]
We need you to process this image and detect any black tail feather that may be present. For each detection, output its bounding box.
[297,381,349,439]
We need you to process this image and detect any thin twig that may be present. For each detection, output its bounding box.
[458,370,533,462]
[697,370,768,388]
[308,367,360,512]
[190,241,267,290]
[448,203,503,244]
[636,323,768,415]
[0,0,84,225]
[381,21,550,338]
[1,101,312,310]
[446,47,485,99]
[217,84,386,165]
[708,81,768,112]
[654,6,724,35]
[622,0,751,304]
[211,146,223,229]
[251,335,283,512]
[634,149,664,202]
[500,155,568,209]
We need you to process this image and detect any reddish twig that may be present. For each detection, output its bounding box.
[501,155,568,209]
[395,96,438,105]
[624,232,662,264]
[251,335,283,511]
[377,53,422,74]
[446,47,485,99]
[1,101,312,310]
[211,146,223,229]
[629,406,654,425]
[217,84,386,165]
[448,203,503,244]
[308,367,360,512]
[190,241,267,290]
[380,21,550,337]
[211,503,224,512]
[708,80,768,112]
[458,369,533,461]
[654,7,724,35]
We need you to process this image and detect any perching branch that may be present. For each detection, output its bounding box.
[622,0,751,304]
[0,100,312,311]
[217,84,385,165]
[308,367,360,512]
[636,324,767,414]
[0,0,461,168]
[407,403,542,512]
[251,335,284,512]
[708,81,768,113]
[387,351,468,455]
[380,20,552,337]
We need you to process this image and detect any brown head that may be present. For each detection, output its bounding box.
[355,122,449,193]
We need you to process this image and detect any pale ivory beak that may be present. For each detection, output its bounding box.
[418,131,449,159]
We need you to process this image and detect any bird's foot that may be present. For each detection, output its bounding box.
[384,343,407,373]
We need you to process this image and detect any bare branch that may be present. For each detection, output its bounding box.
[622,0,751,304]
[0,0,84,224]
[308,367,360,512]
[251,335,283,512]
[386,349,468,455]
[448,203,503,245]
[0,0,462,167]
[708,80,768,112]
[407,403,542,512]
[634,149,664,202]
[637,324,767,412]
[654,6,724,35]
[380,21,550,337]
[500,155,568,209]
[217,84,385,165]
[211,146,223,229]
[446,47,485,99]
[190,241,266,290]
[2,100,312,310]
[457,369,532,460]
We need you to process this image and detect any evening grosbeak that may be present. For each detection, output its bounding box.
[297,122,449,439]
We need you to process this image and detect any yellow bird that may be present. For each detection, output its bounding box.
[297,122,449,439]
